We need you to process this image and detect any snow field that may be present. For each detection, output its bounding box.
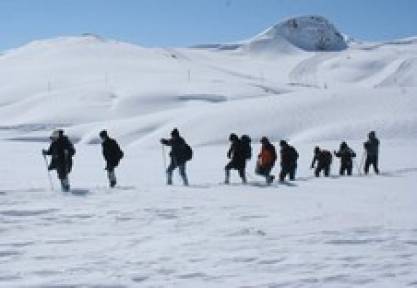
[1,15,417,287]
[0,140,416,287]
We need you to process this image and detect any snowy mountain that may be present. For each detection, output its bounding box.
[246,15,348,53]
[1,16,417,287]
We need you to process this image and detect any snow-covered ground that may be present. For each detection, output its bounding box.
[0,16,416,287]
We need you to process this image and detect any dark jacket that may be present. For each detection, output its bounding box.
[102,137,123,169]
[162,136,188,164]
[364,137,379,157]
[335,146,356,164]
[45,135,76,172]
[311,150,332,168]
[280,145,298,167]
[227,140,247,168]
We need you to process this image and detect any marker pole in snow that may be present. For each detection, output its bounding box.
[42,154,54,191]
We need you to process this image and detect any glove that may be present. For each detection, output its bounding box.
[42,149,48,156]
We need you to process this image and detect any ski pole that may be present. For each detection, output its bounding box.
[42,154,54,191]
[161,145,167,171]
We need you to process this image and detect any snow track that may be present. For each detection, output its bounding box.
[289,52,338,88]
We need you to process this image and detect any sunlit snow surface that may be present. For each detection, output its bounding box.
[0,141,416,287]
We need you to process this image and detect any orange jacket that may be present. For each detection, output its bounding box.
[258,145,276,168]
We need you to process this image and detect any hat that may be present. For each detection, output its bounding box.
[50,130,60,140]
[229,133,238,141]
[314,146,320,153]
[99,130,108,138]
[260,136,269,143]
[171,128,179,137]
[279,140,287,147]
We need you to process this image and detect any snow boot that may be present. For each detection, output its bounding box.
[61,178,70,192]
[108,171,117,188]
[224,170,230,185]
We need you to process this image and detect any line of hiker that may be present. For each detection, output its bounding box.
[42,129,124,191]
[311,131,380,178]
[42,128,380,191]
[224,134,299,185]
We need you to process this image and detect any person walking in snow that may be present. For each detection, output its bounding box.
[255,137,277,184]
[364,131,380,175]
[160,128,191,186]
[279,140,299,182]
[225,133,247,184]
[334,142,356,176]
[99,130,124,188]
[311,146,332,177]
[42,130,76,192]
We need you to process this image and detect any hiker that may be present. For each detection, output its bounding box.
[311,146,332,177]
[255,137,277,184]
[99,130,124,188]
[225,133,248,184]
[279,140,299,182]
[42,129,76,192]
[364,131,380,174]
[160,128,191,186]
[334,142,356,176]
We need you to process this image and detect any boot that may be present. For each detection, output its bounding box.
[108,171,117,188]
[242,175,247,184]
[167,172,173,185]
[224,170,230,185]
[61,178,70,192]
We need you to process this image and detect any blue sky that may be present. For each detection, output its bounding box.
[1,0,417,50]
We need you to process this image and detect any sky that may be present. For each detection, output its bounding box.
[1,0,417,51]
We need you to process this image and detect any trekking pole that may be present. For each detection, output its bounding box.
[42,154,54,191]
[358,151,366,176]
[353,159,360,176]
[161,145,167,171]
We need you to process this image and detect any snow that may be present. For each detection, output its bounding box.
[0,15,417,287]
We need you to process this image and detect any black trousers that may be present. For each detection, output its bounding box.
[225,161,246,181]
[365,155,379,174]
[280,164,296,181]
[340,162,352,176]
[315,164,330,177]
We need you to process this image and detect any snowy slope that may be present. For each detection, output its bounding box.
[0,20,417,145]
[0,15,417,287]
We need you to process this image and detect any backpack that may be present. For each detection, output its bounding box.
[183,143,193,162]
[321,150,332,164]
[240,135,252,160]
[116,145,124,161]
[289,146,299,162]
